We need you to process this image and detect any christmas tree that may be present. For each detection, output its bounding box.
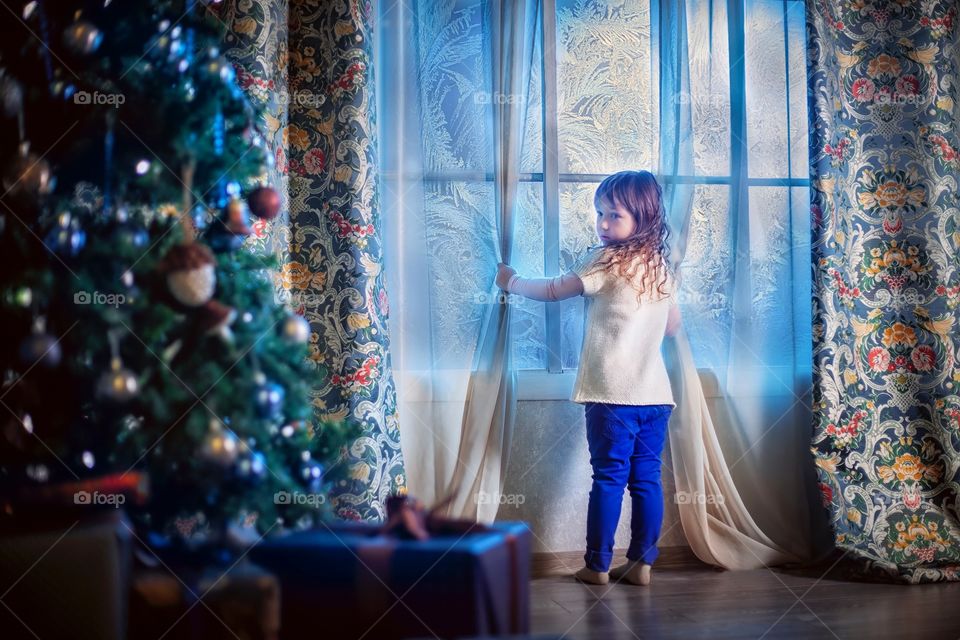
[0,0,354,546]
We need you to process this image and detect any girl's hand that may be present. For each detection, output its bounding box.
[495,262,516,291]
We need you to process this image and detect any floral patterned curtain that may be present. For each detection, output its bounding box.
[808,0,960,582]
[224,0,406,522]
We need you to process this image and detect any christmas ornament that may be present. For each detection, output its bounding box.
[111,205,148,249]
[235,449,266,482]
[112,222,149,250]
[44,212,86,256]
[205,52,235,84]
[49,79,77,101]
[96,356,139,403]
[222,198,252,235]
[253,372,284,420]
[300,458,324,491]
[247,186,281,221]
[159,243,216,307]
[3,142,55,201]
[19,317,61,368]
[279,313,310,344]
[190,204,213,232]
[96,332,138,402]
[205,198,251,253]
[200,418,239,467]
[63,20,102,55]
[196,299,236,341]
[5,285,32,308]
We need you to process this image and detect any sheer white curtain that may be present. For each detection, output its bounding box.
[377,0,828,566]
[658,0,824,566]
[376,0,539,521]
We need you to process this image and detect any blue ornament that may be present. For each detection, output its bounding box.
[45,213,85,256]
[112,223,148,250]
[191,204,212,232]
[254,377,285,420]
[235,450,267,484]
[301,460,324,492]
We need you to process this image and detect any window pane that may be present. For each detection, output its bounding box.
[786,2,809,179]
[687,0,731,176]
[677,184,734,370]
[559,182,601,368]
[521,11,544,175]
[744,0,789,179]
[423,180,496,368]
[512,183,547,369]
[555,0,655,175]
[413,0,492,174]
[747,186,794,363]
[742,185,810,395]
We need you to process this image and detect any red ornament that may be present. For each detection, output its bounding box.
[247,185,281,221]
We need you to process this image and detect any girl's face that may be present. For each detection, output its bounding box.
[595,197,637,245]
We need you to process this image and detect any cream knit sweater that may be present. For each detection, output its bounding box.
[570,247,677,407]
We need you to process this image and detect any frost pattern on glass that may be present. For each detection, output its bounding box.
[559,182,601,368]
[556,0,654,174]
[678,185,733,370]
[423,180,496,369]
[786,3,809,179]
[521,17,544,174]
[512,183,547,369]
[414,1,492,174]
[687,0,731,176]
[748,187,793,361]
[745,0,789,178]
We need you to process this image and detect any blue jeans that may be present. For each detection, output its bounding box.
[583,402,673,572]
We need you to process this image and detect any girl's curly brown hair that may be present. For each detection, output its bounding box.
[582,170,674,304]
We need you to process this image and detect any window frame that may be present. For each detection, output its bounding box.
[423,0,812,394]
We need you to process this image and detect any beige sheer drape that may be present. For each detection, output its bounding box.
[664,332,803,568]
[376,0,541,521]
[442,0,541,521]
[657,0,814,568]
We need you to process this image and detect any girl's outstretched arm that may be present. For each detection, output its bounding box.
[495,263,584,301]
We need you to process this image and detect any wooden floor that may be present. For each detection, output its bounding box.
[529,552,960,639]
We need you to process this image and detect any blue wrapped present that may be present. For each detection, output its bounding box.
[249,519,531,639]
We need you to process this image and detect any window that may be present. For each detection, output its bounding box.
[414,0,810,379]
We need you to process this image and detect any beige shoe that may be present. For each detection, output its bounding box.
[573,566,609,585]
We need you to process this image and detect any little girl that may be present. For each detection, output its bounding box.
[495,170,680,587]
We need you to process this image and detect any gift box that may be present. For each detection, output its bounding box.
[249,520,531,639]
[128,559,280,640]
[0,509,133,640]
